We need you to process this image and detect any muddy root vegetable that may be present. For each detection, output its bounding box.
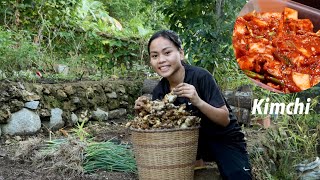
[128,92,200,129]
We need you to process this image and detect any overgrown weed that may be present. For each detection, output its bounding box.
[250,87,319,179]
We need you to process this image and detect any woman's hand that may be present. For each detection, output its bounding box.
[173,82,230,127]
[173,83,203,107]
[134,96,150,111]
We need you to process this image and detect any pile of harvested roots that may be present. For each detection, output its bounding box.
[126,92,200,130]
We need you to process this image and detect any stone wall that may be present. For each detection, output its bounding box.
[223,89,253,126]
[0,78,256,137]
[0,79,143,136]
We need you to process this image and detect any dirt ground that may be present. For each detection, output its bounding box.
[0,121,138,180]
[0,121,263,180]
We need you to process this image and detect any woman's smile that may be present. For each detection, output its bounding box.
[159,65,171,72]
[149,37,184,78]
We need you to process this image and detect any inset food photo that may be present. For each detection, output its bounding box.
[233,0,320,93]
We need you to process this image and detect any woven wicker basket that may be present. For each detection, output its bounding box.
[131,127,199,180]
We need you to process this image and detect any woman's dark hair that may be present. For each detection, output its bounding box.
[148,30,182,54]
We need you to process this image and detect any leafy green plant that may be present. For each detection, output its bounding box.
[0,28,41,78]
[73,120,91,141]
[74,0,123,32]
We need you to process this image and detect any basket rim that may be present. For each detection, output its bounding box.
[129,126,200,133]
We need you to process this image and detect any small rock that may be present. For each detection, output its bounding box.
[106,92,117,99]
[92,108,108,121]
[56,89,67,98]
[14,136,22,141]
[63,101,77,112]
[71,113,78,125]
[39,108,50,117]
[10,99,24,112]
[72,97,80,104]
[224,90,234,97]
[223,89,253,109]
[49,108,64,130]
[0,149,6,157]
[86,87,94,98]
[5,140,11,145]
[108,99,120,110]
[21,90,41,101]
[118,85,126,94]
[64,85,74,95]
[104,85,112,93]
[17,82,25,90]
[0,108,11,124]
[108,108,127,120]
[32,84,43,94]
[230,106,250,125]
[43,88,51,94]
[25,101,40,110]
[1,91,10,100]
[122,95,129,100]
[120,101,129,106]
[54,64,69,75]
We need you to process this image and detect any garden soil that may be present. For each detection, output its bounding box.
[0,117,264,180]
[0,121,138,180]
[0,101,261,180]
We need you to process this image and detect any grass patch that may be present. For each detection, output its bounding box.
[83,140,137,174]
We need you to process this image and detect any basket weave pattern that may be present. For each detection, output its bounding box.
[131,127,199,180]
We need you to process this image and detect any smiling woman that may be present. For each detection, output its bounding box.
[134,30,252,180]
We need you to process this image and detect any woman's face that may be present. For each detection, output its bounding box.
[149,37,184,78]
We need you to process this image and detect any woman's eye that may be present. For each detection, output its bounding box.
[165,51,171,55]
[151,55,157,58]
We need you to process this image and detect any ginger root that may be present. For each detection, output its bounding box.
[126,92,200,130]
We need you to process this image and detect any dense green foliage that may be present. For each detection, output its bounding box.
[156,0,248,87]
[0,0,249,89]
[0,0,164,80]
[0,28,39,76]
[158,0,244,68]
